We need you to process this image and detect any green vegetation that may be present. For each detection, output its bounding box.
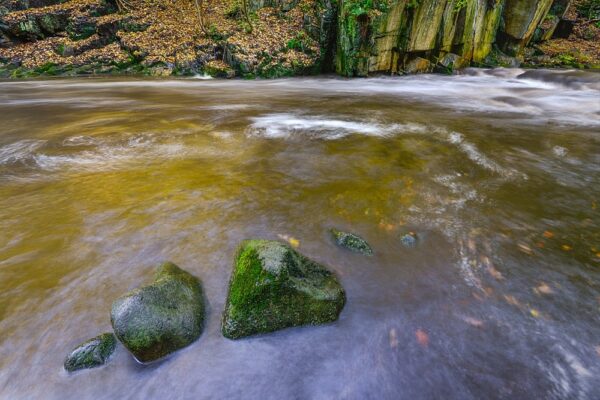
[222,240,345,339]
[406,0,421,10]
[578,0,600,20]
[454,0,467,12]
[579,0,600,27]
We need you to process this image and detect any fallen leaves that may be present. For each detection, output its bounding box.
[529,309,540,318]
[277,234,300,248]
[543,231,554,239]
[518,242,533,255]
[389,328,398,349]
[415,329,429,347]
[561,244,573,251]
[534,282,553,295]
[378,221,397,232]
[0,0,322,76]
[504,295,521,307]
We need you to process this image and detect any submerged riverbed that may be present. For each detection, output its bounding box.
[0,69,599,399]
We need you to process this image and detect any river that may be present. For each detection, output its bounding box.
[0,69,599,399]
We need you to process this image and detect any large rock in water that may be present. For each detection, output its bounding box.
[64,333,116,372]
[110,262,204,363]
[222,240,346,339]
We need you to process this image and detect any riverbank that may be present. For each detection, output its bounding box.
[1,0,598,79]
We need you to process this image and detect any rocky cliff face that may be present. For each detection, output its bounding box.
[0,0,596,77]
[335,0,582,76]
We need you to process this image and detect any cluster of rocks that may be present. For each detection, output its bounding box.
[65,229,418,372]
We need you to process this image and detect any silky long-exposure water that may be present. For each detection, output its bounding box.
[0,69,599,399]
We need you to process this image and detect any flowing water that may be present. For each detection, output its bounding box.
[0,69,599,400]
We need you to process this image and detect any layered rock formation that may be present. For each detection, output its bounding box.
[335,0,586,76]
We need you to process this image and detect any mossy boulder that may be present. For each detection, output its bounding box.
[222,240,346,339]
[64,333,116,372]
[110,262,205,363]
[330,228,373,256]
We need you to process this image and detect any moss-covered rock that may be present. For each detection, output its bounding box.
[204,60,235,78]
[330,228,373,255]
[110,262,205,363]
[404,56,431,73]
[64,333,116,372]
[222,240,346,339]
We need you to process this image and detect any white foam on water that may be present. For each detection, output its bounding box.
[553,145,568,157]
[445,131,525,179]
[0,139,47,165]
[247,113,427,139]
[62,135,98,147]
[192,73,214,80]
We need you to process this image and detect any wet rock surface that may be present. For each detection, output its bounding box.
[110,262,205,363]
[222,240,345,339]
[330,228,373,255]
[63,333,116,372]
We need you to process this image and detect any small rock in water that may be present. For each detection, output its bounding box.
[222,240,346,339]
[64,333,116,372]
[330,228,373,256]
[111,262,205,363]
[400,232,418,248]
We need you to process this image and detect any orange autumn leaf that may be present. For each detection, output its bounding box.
[415,329,429,347]
[543,231,554,239]
[378,221,396,232]
[486,265,504,280]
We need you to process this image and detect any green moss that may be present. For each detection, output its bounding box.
[67,22,96,41]
[454,0,467,12]
[222,240,346,339]
[64,333,116,372]
[330,228,373,255]
[111,262,205,363]
[336,0,391,76]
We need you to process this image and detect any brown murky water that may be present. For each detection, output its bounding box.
[0,69,599,399]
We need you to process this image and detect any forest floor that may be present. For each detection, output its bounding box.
[0,0,324,77]
[525,0,600,68]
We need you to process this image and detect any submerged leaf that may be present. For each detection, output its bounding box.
[530,309,540,318]
[389,328,398,349]
[462,316,484,328]
[534,282,553,295]
[415,329,429,347]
